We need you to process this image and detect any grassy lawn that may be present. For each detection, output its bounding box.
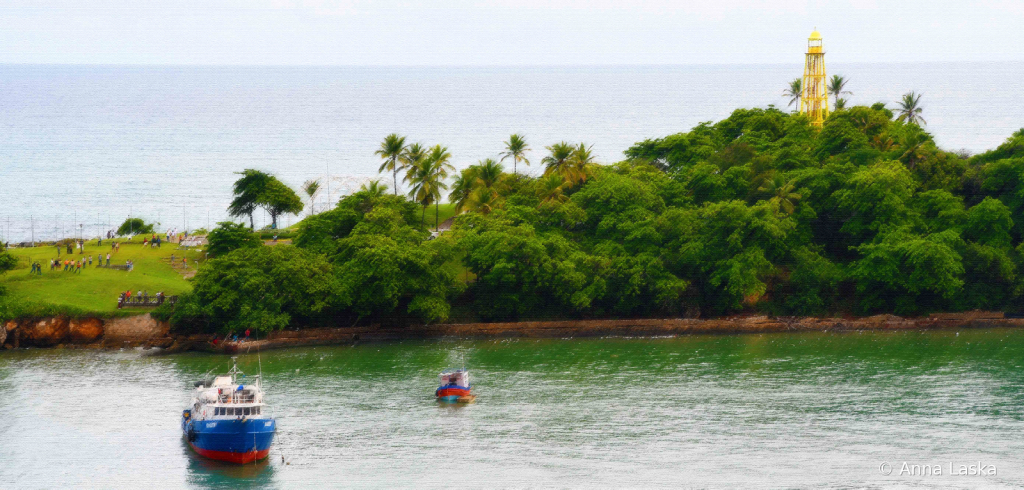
[414,203,459,230]
[1,237,203,317]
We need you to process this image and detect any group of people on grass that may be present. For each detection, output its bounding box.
[51,258,86,273]
[142,234,163,248]
[29,253,125,276]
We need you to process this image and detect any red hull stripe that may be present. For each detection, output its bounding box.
[190,442,270,464]
[436,387,471,398]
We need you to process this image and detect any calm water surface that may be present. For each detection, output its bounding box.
[2,63,1023,241]
[2,330,1024,488]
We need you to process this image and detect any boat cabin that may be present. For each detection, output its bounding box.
[190,362,267,421]
[438,369,469,388]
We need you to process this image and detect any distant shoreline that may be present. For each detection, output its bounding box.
[2,311,1020,353]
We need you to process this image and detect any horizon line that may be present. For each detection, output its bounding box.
[2,60,1023,69]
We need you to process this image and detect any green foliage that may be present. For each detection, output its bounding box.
[293,207,361,254]
[667,201,795,312]
[228,169,270,229]
[116,218,155,236]
[834,160,917,243]
[206,222,263,257]
[228,169,304,229]
[376,133,408,196]
[154,107,1024,331]
[0,249,15,297]
[456,218,599,319]
[849,229,964,314]
[260,178,304,229]
[170,246,335,334]
[0,249,16,275]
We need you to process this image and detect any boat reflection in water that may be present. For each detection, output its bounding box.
[183,439,276,484]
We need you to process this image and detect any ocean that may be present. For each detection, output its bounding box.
[1,63,1022,241]
[3,331,1024,488]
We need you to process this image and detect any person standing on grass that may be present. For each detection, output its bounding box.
[106,253,110,266]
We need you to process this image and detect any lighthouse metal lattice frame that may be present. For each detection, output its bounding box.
[800,30,829,127]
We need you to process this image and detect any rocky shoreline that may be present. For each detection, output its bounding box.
[2,310,1022,354]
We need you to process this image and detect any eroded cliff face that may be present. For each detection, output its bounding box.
[1,313,171,349]
[20,317,71,347]
[69,318,104,344]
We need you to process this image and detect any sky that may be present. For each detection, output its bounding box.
[2,0,1023,65]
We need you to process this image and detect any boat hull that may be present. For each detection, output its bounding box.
[436,386,471,402]
[183,416,276,464]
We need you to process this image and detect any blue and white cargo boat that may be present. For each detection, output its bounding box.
[181,358,276,464]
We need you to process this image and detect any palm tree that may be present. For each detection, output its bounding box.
[302,179,320,216]
[896,92,926,126]
[401,142,427,180]
[536,173,569,205]
[827,75,851,107]
[783,78,802,108]
[408,145,455,229]
[449,167,479,213]
[897,128,930,169]
[499,134,531,176]
[375,133,408,196]
[359,180,388,197]
[475,158,504,190]
[566,143,596,185]
[405,158,438,224]
[429,145,455,229]
[542,142,574,180]
[759,176,801,215]
[834,98,848,110]
[466,186,502,215]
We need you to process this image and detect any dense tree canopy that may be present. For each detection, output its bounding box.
[206,221,263,257]
[171,104,1024,333]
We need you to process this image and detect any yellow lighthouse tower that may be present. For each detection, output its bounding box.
[800,29,829,127]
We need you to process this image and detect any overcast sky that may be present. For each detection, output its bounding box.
[2,0,1023,65]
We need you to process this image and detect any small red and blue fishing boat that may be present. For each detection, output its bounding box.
[181,357,276,464]
[436,369,475,403]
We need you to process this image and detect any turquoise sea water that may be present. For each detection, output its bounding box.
[2,330,1024,488]
[1,63,1023,242]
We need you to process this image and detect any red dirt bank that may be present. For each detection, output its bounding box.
[2,310,1020,353]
